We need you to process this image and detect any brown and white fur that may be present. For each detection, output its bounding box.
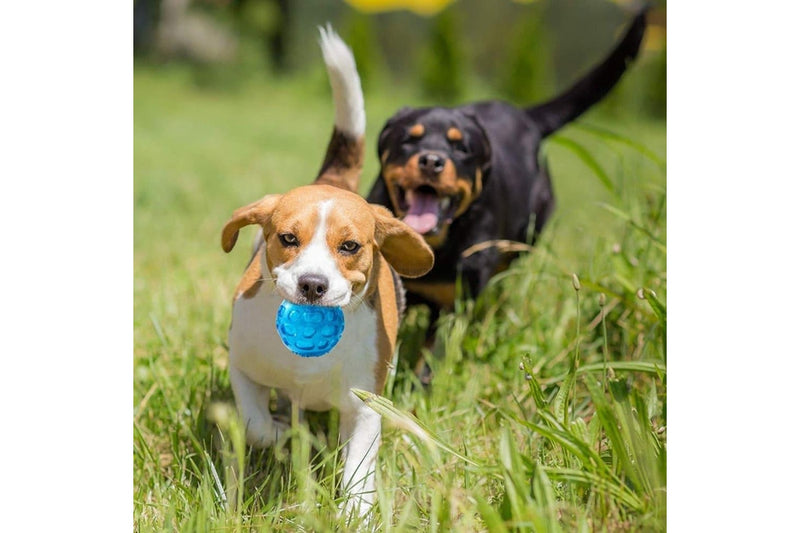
[220,27,434,518]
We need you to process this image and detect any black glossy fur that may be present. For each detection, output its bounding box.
[367,10,647,326]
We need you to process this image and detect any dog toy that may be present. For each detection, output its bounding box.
[275,300,345,357]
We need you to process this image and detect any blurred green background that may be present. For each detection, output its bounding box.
[133,0,665,114]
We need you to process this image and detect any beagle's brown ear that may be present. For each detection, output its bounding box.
[221,195,281,253]
[370,204,434,278]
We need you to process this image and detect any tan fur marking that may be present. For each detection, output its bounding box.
[264,195,320,273]
[408,123,425,137]
[372,256,399,390]
[324,199,374,293]
[371,204,434,278]
[221,194,281,253]
[381,154,421,217]
[381,157,484,249]
[446,127,463,142]
[454,175,475,218]
[422,227,449,249]
[234,244,265,301]
[402,280,457,309]
[382,158,465,212]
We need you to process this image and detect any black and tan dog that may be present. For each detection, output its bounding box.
[366,10,647,366]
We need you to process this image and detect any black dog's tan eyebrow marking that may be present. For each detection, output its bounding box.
[446,127,463,142]
[408,124,425,137]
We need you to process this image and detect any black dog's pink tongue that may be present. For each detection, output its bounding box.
[403,189,439,234]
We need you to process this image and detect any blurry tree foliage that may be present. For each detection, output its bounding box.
[233,0,291,72]
[133,0,665,119]
[500,3,555,105]
[344,0,454,16]
[343,11,380,91]
[420,7,464,103]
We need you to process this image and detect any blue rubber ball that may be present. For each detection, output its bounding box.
[275,300,345,357]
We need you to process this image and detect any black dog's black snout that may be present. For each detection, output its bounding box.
[418,153,446,175]
[298,274,328,302]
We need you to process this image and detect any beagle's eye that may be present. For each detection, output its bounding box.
[339,240,361,254]
[278,233,298,247]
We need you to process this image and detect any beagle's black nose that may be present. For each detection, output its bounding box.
[298,274,328,303]
[418,153,446,175]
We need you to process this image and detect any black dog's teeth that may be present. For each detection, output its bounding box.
[439,194,460,218]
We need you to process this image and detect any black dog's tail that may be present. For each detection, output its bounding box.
[526,8,648,138]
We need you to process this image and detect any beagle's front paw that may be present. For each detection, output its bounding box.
[244,418,289,448]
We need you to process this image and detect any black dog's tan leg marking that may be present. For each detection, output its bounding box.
[402,280,456,310]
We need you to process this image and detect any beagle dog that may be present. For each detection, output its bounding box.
[220,28,434,517]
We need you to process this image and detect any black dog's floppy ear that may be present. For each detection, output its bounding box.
[370,204,434,278]
[221,194,281,253]
[463,112,492,173]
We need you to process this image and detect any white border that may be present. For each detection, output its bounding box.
[669,2,800,529]
[1,1,132,530]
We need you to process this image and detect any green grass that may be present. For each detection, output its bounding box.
[134,65,666,532]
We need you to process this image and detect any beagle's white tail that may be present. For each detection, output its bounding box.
[314,25,366,193]
[318,24,365,140]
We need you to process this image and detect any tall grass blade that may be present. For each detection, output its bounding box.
[352,388,482,468]
[570,360,665,377]
[549,136,616,194]
[574,122,666,171]
[498,408,608,476]
[584,378,641,486]
[584,376,665,515]
[552,369,576,429]
[599,203,666,251]
[639,287,666,327]
[475,494,510,533]
[532,466,557,519]
[521,356,548,411]
[543,468,644,511]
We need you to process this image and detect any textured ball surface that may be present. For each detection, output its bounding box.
[275,300,345,357]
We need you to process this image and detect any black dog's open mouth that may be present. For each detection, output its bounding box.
[397,185,460,235]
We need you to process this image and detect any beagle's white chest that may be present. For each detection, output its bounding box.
[228,284,379,411]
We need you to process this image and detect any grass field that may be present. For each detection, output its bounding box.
[134,65,666,531]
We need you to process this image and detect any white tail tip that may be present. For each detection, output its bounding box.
[318,24,366,139]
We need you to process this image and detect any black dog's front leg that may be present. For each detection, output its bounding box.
[456,246,501,302]
[409,248,498,386]
[402,292,441,387]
